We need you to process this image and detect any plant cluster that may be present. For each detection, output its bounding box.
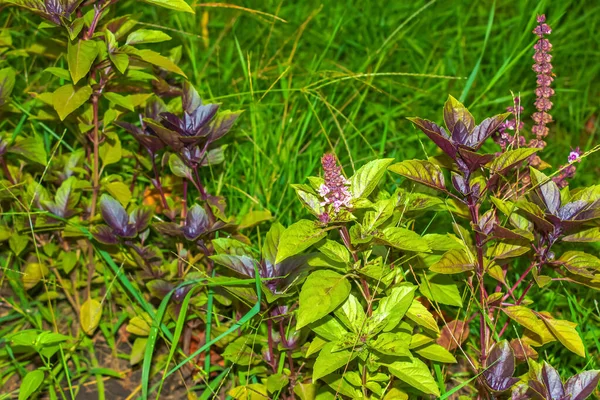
[0,2,598,400]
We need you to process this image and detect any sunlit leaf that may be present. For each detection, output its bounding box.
[388,159,446,192]
[80,298,102,335]
[297,269,351,329]
[68,39,99,84]
[53,84,92,120]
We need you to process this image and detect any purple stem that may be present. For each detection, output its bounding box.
[151,155,169,210]
[267,319,277,372]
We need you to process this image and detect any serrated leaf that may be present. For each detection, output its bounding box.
[68,39,99,84]
[126,29,172,45]
[275,220,326,264]
[349,158,394,199]
[429,248,475,274]
[388,357,440,396]
[388,159,446,192]
[80,298,102,335]
[53,84,93,121]
[297,270,351,329]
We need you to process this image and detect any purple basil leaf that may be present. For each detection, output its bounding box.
[210,254,256,277]
[443,95,475,134]
[479,209,496,235]
[92,225,119,245]
[159,112,186,135]
[99,194,128,232]
[491,224,529,240]
[564,370,600,400]
[182,81,202,114]
[572,200,600,221]
[152,222,183,237]
[116,120,165,154]
[408,117,457,159]
[207,110,241,142]
[129,206,154,232]
[145,118,184,151]
[52,176,79,218]
[530,168,561,215]
[528,379,549,399]
[457,147,494,171]
[145,96,167,120]
[146,279,174,299]
[185,104,219,135]
[469,113,511,149]
[451,120,470,146]
[484,340,519,392]
[131,245,164,273]
[199,145,226,167]
[451,172,468,194]
[41,201,63,218]
[541,363,565,400]
[182,204,209,240]
[511,384,531,400]
[173,285,193,302]
[558,200,589,220]
[115,120,144,137]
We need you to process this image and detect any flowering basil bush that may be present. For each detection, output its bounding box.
[0,3,598,400]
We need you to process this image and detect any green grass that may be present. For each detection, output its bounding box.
[128,0,600,224]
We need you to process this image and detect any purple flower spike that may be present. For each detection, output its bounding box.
[530,14,554,151]
[318,153,352,215]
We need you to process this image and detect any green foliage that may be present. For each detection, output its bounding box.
[0,0,599,399]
